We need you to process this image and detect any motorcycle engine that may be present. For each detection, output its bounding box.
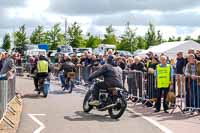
[99,92,108,103]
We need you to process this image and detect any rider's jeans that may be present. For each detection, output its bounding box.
[60,74,66,86]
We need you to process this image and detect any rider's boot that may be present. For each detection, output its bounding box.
[89,100,100,106]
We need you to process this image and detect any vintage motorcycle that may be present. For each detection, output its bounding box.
[83,79,127,119]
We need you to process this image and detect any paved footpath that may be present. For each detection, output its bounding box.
[16,77,200,133]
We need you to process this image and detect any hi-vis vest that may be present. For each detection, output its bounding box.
[37,60,48,73]
[156,64,170,88]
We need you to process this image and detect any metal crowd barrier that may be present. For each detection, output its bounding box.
[184,75,200,112]
[16,66,24,76]
[123,70,144,104]
[168,74,184,113]
[0,78,16,120]
[143,72,157,106]
[0,80,8,120]
[123,70,200,114]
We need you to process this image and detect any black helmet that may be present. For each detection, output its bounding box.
[39,55,45,60]
[107,55,114,65]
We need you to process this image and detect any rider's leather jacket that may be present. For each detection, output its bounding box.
[88,64,123,88]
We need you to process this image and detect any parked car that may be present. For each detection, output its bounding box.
[117,50,133,57]
[57,45,73,54]
[0,48,6,53]
[73,48,92,54]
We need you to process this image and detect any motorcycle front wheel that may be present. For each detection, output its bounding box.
[83,90,93,113]
[108,97,127,119]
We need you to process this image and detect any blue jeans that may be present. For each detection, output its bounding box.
[189,80,199,108]
[60,74,68,89]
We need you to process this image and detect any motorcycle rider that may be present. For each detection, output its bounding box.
[88,55,123,106]
[31,55,51,91]
[59,53,76,90]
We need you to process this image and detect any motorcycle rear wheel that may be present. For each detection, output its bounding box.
[43,87,48,98]
[108,98,127,119]
[65,80,73,93]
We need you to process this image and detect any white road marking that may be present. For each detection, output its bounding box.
[127,108,173,133]
[28,114,46,133]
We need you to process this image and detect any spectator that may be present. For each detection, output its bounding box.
[130,56,145,102]
[155,56,174,113]
[0,52,4,71]
[97,54,105,65]
[0,52,15,79]
[107,49,113,56]
[185,54,200,113]
[80,51,92,83]
[116,57,126,88]
[16,53,22,66]
[195,50,200,61]
[55,54,62,64]
[176,52,186,97]
[126,57,134,100]
[130,56,145,72]
[90,55,100,72]
[146,57,159,107]
[71,54,79,66]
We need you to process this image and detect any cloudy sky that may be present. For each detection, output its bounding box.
[1,0,200,43]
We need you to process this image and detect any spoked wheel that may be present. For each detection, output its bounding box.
[83,90,93,113]
[37,91,41,95]
[65,80,74,93]
[37,87,41,95]
[108,97,127,119]
[42,86,48,98]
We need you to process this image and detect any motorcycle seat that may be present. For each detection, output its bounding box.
[107,87,116,91]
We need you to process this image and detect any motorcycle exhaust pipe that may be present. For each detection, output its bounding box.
[99,103,117,111]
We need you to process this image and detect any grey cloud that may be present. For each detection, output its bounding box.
[93,11,200,27]
[0,17,51,29]
[49,0,200,15]
[0,0,25,8]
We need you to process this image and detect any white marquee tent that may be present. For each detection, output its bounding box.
[137,40,200,58]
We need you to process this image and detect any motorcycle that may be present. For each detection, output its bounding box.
[37,78,50,97]
[83,79,128,119]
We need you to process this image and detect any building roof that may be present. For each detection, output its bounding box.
[137,40,200,57]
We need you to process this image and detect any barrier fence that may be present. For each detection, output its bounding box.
[0,78,16,120]
[123,70,200,114]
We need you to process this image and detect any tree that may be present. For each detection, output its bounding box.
[86,33,101,48]
[14,25,28,49]
[145,23,159,48]
[30,25,45,44]
[196,35,200,43]
[157,30,163,44]
[117,22,137,52]
[2,33,11,50]
[168,36,181,42]
[46,23,63,50]
[184,35,192,41]
[136,36,147,49]
[67,22,85,48]
[102,25,118,44]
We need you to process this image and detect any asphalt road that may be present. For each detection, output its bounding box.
[16,77,162,133]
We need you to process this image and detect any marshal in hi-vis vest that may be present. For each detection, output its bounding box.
[37,60,48,73]
[156,64,170,88]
